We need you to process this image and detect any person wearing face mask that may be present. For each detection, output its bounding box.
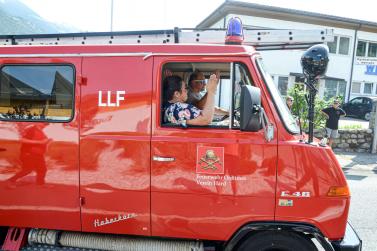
[187,70,228,116]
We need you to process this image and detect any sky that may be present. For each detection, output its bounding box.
[20,0,377,32]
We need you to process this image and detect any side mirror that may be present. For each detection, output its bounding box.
[240,85,262,132]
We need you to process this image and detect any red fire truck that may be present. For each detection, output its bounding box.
[0,18,361,251]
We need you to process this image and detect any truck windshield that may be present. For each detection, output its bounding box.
[255,57,300,134]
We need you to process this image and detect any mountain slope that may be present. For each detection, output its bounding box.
[0,0,79,35]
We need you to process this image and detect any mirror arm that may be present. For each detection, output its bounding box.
[259,107,274,142]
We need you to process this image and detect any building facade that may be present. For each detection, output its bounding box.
[197,0,377,102]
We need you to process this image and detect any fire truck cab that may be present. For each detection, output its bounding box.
[0,19,361,251]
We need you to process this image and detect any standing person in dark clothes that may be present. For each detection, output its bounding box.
[321,99,346,148]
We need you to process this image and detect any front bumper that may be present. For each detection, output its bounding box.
[331,222,362,251]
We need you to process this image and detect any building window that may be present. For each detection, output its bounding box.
[0,65,74,121]
[338,81,346,98]
[294,75,305,83]
[327,36,350,55]
[324,80,337,100]
[368,42,377,57]
[324,79,346,100]
[351,82,361,93]
[356,41,377,58]
[327,36,338,54]
[339,37,350,55]
[278,76,288,96]
[364,82,373,94]
[357,41,367,57]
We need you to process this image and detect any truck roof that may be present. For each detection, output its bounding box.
[0,44,256,57]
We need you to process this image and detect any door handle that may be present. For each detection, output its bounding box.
[152,156,175,162]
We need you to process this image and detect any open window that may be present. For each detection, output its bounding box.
[161,62,255,129]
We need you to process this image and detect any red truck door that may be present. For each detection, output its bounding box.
[150,57,277,241]
[0,58,81,231]
[80,55,152,235]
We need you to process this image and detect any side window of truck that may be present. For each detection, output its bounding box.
[0,65,75,122]
[232,63,254,128]
[161,62,254,129]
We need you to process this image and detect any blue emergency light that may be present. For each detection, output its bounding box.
[225,17,244,45]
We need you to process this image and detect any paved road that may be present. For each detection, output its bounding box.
[336,152,377,251]
[345,169,377,251]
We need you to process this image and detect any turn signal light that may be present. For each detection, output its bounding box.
[327,186,350,197]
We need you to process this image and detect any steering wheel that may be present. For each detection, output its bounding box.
[218,114,229,121]
[216,107,241,122]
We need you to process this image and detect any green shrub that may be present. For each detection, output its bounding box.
[287,85,343,130]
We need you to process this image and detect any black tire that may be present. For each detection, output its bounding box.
[237,231,317,251]
[0,227,8,247]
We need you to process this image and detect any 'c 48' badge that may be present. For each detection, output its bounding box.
[196,146,224,174]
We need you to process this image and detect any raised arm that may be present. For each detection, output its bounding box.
[320,109,329,119]
[187,74,218,125]
[339,108,346,117]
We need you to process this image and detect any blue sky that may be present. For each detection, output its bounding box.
[20,0,377,32]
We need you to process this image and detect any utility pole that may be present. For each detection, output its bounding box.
[110,0,114,32]
[372,101,377,153]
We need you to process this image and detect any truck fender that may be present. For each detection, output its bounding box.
[224,221,335,251]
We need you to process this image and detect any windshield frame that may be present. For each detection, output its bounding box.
[254,56,300,134]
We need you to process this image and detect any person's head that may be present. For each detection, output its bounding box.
[163,75,188,103]
[286,96,294,109]
[332,99,340,108]
[189,71,206,92]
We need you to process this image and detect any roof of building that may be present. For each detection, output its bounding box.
[197,0,377,32]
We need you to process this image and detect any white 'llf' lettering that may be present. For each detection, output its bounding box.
[98,91,106,107]
[98,90,126,107]
[116,91,126,107]
[107,91,116,107]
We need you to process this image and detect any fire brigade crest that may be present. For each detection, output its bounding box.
[196,146,224,174]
